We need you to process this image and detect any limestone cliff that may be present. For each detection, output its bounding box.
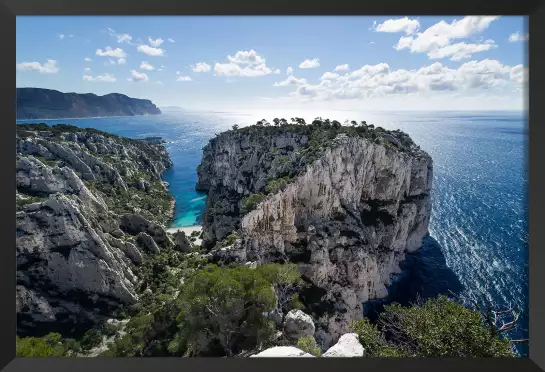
[16,124,172,336]
[196,120,433,348]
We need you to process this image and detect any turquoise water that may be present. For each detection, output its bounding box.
[16,110,528,350]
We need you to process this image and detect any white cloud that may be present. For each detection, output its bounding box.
[214,62,275,77]
[148,37,164,47]
[96,46,127,59]
[140,61,155,71]
[321,72,340,80]
[509,32,529,42]
[299,58,320,69]
[274,69,281,74]
[273,75,308,87]
[84,67,91,72]
[137,44,165,56]
[118,58,126,65]
[510,64,528,84]
[369,41,376,45]
[59,34,65,39]
[375,17,420,35]
[227,50,265,65]
[176,75,192,82]
[168,38,175,43]
[82,73,116,82]
[84,57,92,62]
[108,59,117,65]
[128,70,149,82]
[155,80,164,85]
[192,62,211,72]
[108,28,133,44]
[394,16,500,60]
[277,59,521,103]
[334,64,349,72]
[16,59,59,74]
[286,66,294,75]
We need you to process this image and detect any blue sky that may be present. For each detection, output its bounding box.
[16,16,528,111]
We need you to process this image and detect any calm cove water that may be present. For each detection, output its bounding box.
[16,110,529,353]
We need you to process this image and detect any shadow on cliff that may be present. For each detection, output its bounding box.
[363,235,465,321]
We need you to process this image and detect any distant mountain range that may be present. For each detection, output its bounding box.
[16,88,162,120]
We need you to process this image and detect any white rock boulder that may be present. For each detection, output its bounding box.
[322,333,364,357]
[250,346,315,358]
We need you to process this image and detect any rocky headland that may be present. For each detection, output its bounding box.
[16,88,162,119]
[196,118,433,348]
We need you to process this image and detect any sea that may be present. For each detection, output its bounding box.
[16,109,529,354]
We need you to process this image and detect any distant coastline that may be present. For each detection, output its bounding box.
[16,113,163,122]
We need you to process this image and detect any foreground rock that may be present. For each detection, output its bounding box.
[283,310,316,340]
[322,333,364,357]
[16,124,172,335]
[196,121,433,348]
[250,346,315,358]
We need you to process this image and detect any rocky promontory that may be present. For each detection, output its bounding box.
[196,118,433,348]
[16,123,173,335]
[16,88,162,119]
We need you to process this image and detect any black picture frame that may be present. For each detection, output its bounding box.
[3,1,543,371]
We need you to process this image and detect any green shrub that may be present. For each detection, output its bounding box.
[221,232,241,247]
[16,333,66,357]
[176,264,277,356]
[242,193,266,213]
[297,336,322,356]
[350,296,515,358]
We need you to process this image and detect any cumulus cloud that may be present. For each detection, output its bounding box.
[273,75,308,87]
[176,75,192,82]
[84,57,92,62]
[108,28,133,44]
[227,50,265,65]
[16,59,59,74]
[82,73,116,82]
[128,70,149,82]
[168,38,175,43]
[215,62,274,77]
[375,17,420,35]
[59,34,65,39]
[84,67,91,72]
[279,59,521,102]
[274,69,281,74]
[148,37,164,47]
[510,64,528,84]
[140,61,154,70]
[299,58,320,69]
[96,46,127,59]
[192,62,211,72]
[137,44,165,56]
[286,66,294,75]
[509,32,529,42]
[393,16,500,60]
[334,64,349,72]
[214,50,276,77]
[321,72,340,80]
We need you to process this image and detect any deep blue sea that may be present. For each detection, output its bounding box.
[16,109,529,354]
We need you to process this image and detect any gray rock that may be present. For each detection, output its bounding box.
[136,232,160,254]
[174,231,192,253]
[283,309,315,340]
[322,333,364,357]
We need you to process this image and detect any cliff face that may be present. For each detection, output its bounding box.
[196,122,433,348]
[16,124,172,335]
[16,88,162,119]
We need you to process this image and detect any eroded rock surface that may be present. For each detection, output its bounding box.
[16,125,172,335]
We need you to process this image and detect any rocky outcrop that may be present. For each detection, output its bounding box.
[196,122,433,349]
[16,124,172,336]
[174,231,193,253]
[322,333,364,357]
[250,346,315,358]
[283,310,316,340]
[16,88,162,119]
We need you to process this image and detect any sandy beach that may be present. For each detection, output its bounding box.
[166,225,203,246]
